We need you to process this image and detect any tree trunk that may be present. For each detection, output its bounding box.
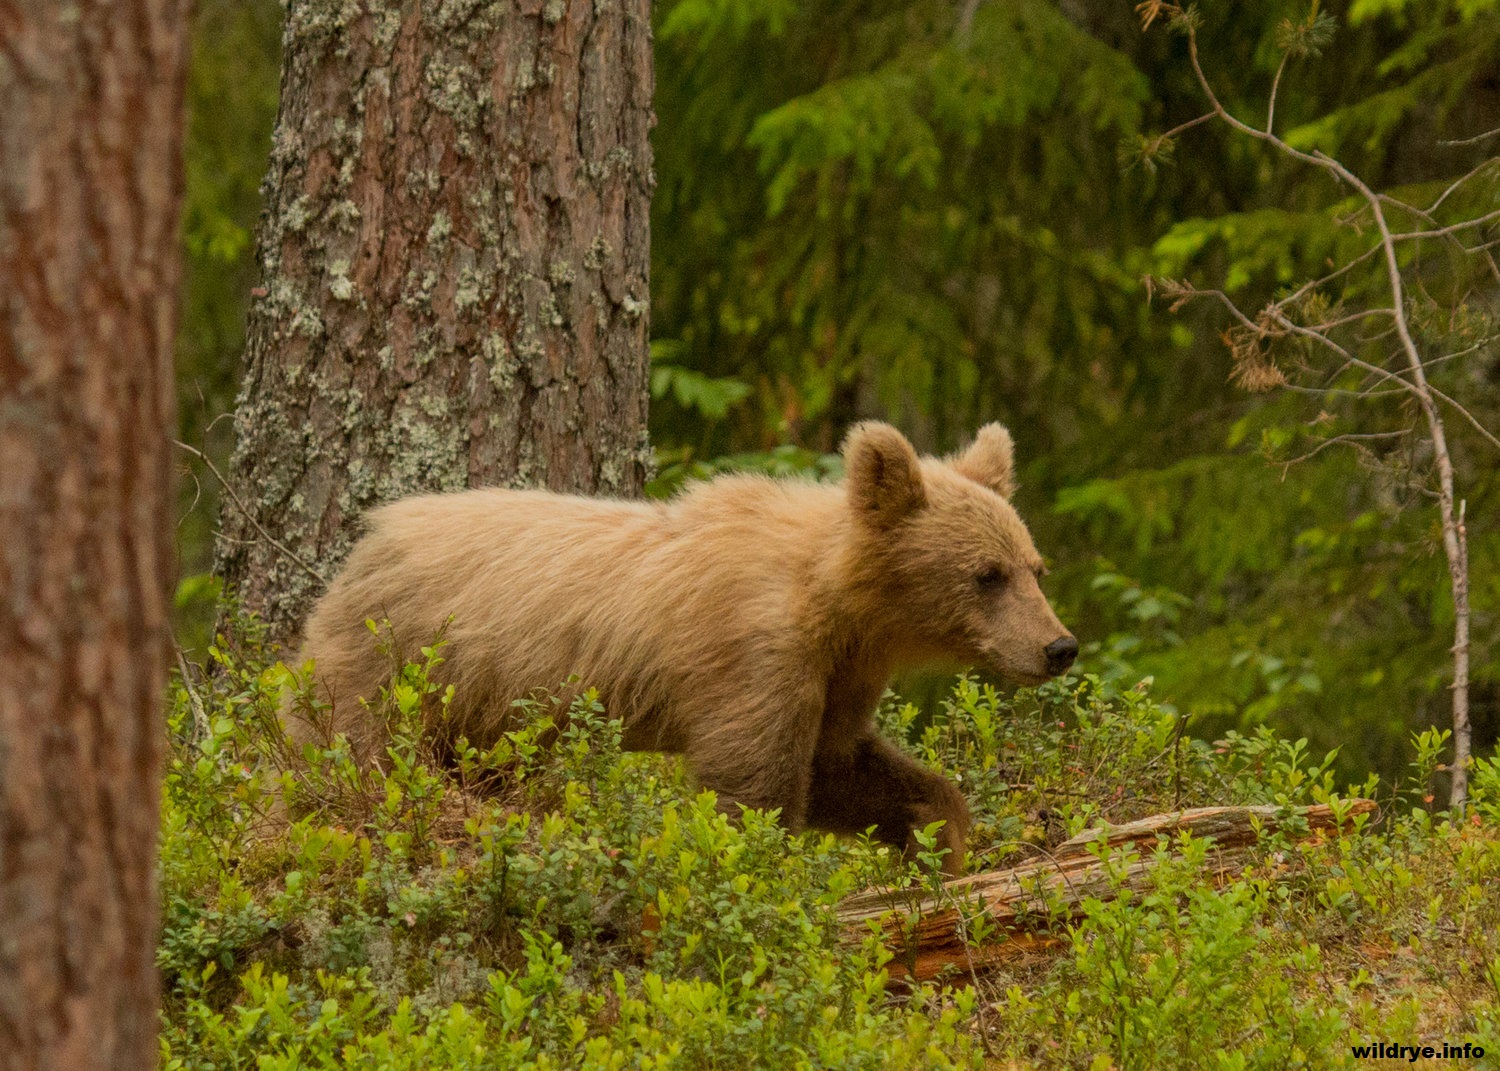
[213,0,655,647]
[0,1,188,1067]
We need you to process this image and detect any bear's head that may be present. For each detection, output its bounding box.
[843,421,1077,685]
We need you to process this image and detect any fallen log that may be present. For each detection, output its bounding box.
[838,800,1377,983]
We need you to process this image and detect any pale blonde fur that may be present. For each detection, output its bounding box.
[295,422,1073,875]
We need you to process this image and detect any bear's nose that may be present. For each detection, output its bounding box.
[1044,636,1078,675]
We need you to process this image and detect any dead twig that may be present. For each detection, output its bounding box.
[174,439,327,586]
[840,801,1377,982]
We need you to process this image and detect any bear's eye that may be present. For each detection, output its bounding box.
[975,567,1006,590]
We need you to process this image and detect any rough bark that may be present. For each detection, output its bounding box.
[213,0,655,646]
[0,0,188,1066]
[838,800,1378,983]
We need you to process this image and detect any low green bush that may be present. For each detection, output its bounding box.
[159,625,1500,1069]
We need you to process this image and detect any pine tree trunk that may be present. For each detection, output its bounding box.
[214,0,655,647]
[0,1,187,1067]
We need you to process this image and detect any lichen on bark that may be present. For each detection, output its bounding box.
[215,0,655,647]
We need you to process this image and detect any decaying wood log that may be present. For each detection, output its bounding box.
[838,800,1377,983]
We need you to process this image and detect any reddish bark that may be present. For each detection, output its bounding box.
[0,1,189,1067]
[839,801,1378,982]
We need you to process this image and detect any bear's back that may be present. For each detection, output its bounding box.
[297,478,846,754]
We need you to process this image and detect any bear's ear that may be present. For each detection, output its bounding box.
[952,423,1017,498]
[843,422,927,525]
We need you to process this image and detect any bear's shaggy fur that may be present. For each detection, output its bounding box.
[294,422,1074,875]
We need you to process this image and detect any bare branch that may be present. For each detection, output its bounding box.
[1282,383,1404,399]
[1353,335,1500,392]
[1438,127,1500,148]
[1384,204,1500,243]
[1277,242,1384,310]
[1426,385,1500,452]
[1304,308,1394,333]
[173,440,328,586]
[1159,283,1262,332]
[1266,52,1290,135]
[1181,18,1477,809]
[1161,111,1217,141]
[1424,157,1500,215]
[1277,430,1409,469]
[955,0,984,41]
[175,646,212,743]
[1262,308,1411,390]
[1185,32,1332,173]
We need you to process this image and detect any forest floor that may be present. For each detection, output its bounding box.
[157,630,1500,1070]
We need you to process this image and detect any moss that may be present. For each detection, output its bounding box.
[341,389,367,436]
[215,0,655,629]
[584,146,641,188]
[232,400,299,507]
[511,50,537,93]
[635,428,658,483]
[404,166,442,199]
[515,327,547,376]
[341,457,377,505]
[540,287,564,328]
[372,7,402,51]
[596,454,625,494]
[430,0,503,35]
[508,434,540,489]
[402,268,438,312]
[410,342,439,371]
[470,185,502,246]
[283,0,364,58]
[417,390,452,420]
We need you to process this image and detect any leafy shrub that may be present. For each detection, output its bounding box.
[159,623,1500,1069]
[159,627,977,1068]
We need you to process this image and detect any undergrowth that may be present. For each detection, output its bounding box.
[159,623,1500,1069]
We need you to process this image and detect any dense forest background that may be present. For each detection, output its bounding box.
[177,0,1499,789]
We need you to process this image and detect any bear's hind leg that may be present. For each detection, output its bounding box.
[806,735,970,877]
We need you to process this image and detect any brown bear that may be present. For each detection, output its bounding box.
[293,422,1076,875]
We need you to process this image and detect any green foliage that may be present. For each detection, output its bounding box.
[175,0,281,652]
[1115,2,1500,792]
[645,444,842,500]
[160,634,1500,1067]
[1015,847,1346,1069]
[652,0,1167,458]
[174,0,1498,797]
[643,0,1498,797]
[651,357,752,423]
[1051,436,1498,782]
[159,634,980,1068]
